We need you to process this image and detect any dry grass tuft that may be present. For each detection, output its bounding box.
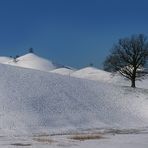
[10,143,32,146]
[33,137,55,144]
[69,133,103,141]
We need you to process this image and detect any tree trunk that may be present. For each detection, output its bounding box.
[131,79,136,88]
[131,69,136,88]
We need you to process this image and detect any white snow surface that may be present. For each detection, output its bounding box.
[71,67,113,82]
[0,133,148,148]
[51,67,75,75]
[0,64,148,135]
[1,53,58,72]
[0,56,12,63]
[68,134,148,148]
[70,66,148,89]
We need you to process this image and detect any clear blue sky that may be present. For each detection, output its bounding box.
[0,0,148,68]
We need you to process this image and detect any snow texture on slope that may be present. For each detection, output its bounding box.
[0,64,148,135]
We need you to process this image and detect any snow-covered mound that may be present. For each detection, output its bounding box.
[51,67,75,75]
[0,64,148,135]
[0,56,12,63]
[71,67,133,87]
[71,67,112,82]
[3,53,58,72]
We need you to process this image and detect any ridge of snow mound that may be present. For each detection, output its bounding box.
[51,67,75,75]
[71,67,112,82]
[0,56,12,63]
[0,64,148,135]
[4,53,58,72]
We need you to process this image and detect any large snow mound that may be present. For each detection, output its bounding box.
[0,64,148,135]
[1,53,58,72]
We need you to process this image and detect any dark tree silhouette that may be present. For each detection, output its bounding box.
[13,55,19,63]
[89,63,93,67]
[15,55,19,58]
[104,34,148,87]
[29,48,34,53]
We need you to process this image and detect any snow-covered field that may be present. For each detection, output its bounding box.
[0,130,148,148]
[0,53,148,147]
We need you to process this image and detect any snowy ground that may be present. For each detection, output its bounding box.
[0,129,148,148]
[0,54,148,147]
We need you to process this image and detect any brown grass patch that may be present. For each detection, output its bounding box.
[33,137,55,144]
[10,143,32,146]
[69,133,103,141]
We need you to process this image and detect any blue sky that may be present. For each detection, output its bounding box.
[0,0,148,68]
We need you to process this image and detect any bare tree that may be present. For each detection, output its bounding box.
[89,63,93,67]
[104,34,148,87]
[29,48,34,53]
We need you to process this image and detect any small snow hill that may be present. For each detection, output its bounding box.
[71,67,112,82]
[51,67,76,75]
[0,56,12,63]
[71,67,148,89]
[0,53,59,72]
[0,64,148,135]
[51,66,129,86]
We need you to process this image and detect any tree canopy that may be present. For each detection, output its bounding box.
[104,34,148,87]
